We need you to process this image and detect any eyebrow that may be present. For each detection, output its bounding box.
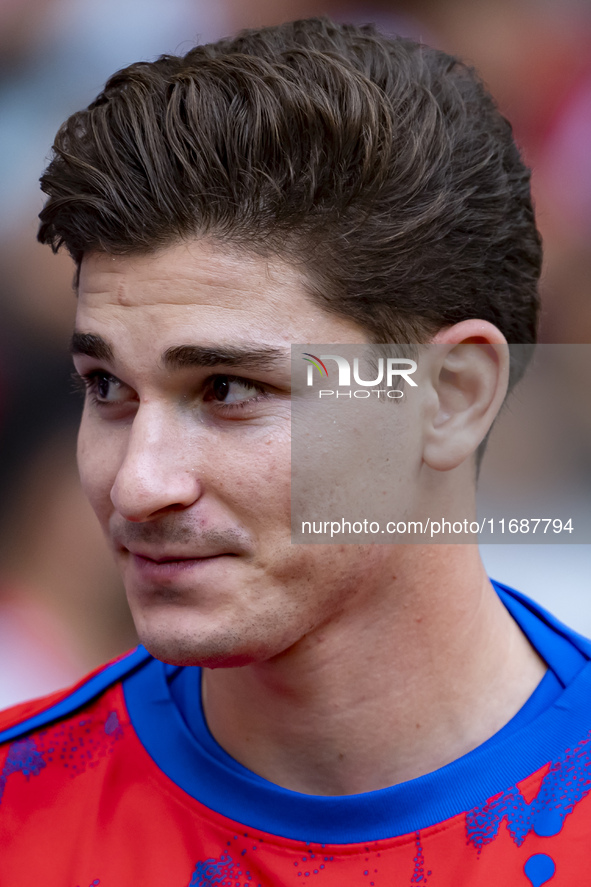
[70,332,286,372]
[70,332,114,362]
[163,344,286,371]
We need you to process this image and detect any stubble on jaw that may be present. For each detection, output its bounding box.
[126,541,385,671]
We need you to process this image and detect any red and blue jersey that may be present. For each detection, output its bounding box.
[2,581,591,886]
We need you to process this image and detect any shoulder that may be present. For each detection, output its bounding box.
[0,646,156,876]
[0,646,151,746]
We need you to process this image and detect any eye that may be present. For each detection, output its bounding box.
[96,374,120,401]
[75,371,129,405]
[204,374,267,407]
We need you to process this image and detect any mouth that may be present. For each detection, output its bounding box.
[132,552,231,564]
[124,549,237,580]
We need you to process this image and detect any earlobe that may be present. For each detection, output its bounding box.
[422,322,510,472]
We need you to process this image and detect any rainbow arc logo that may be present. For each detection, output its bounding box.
[302,353,328,378]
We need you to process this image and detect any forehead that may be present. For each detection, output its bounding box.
[76,240,367,349]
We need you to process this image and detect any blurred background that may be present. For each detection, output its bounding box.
[0,0,589,706]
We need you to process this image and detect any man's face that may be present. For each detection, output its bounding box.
[74,240,410,667]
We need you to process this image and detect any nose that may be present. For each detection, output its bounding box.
[110,405,202,522]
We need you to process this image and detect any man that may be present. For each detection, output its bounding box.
[0,17,586,886]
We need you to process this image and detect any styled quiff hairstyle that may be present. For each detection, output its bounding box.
[38,17,541,366]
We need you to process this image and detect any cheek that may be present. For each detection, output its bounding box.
[217,433,292,526]
[262,543,385,632]
[76,416,120,521]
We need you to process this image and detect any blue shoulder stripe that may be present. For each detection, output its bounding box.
[493,580,591,680]
[0,646,152,745]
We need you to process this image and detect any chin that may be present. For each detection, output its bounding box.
[130,596,309,668]
[136,621,287,669]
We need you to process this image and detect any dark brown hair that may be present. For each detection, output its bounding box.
[38,17,541,373]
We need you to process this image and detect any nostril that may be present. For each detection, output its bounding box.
[110,463,202,522]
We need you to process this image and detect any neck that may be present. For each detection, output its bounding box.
[201,547,545,795]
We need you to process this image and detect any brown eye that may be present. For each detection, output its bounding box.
[97,375,112,400]
[92,373,124,402]
[80,371,129,405]
[212,376,230,401]
[204,374,269,409]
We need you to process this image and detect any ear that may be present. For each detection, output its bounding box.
[422,320,510,472]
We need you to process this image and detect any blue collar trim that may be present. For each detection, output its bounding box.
[123,582,591,843]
